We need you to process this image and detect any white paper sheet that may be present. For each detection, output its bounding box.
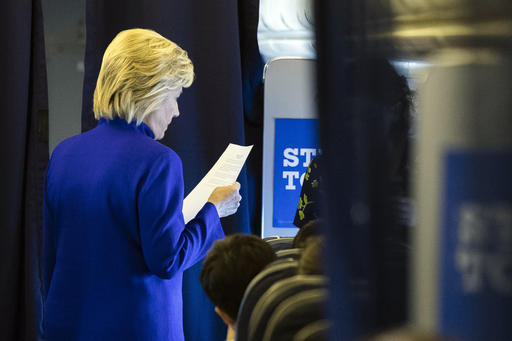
[182,143,253,223]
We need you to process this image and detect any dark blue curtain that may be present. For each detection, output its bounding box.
[315,1,407,340]
[0,0,48,340]
[81,1,262,340]
[238,0,265,233]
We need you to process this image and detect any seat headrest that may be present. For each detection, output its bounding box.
[266,237,295,251]
[263,288,328,341]
[248,275,328,341]
[235,261,299,341]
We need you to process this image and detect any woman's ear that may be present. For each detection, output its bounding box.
[214,306,236,327]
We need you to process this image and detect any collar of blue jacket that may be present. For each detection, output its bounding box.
[98,116,155,139]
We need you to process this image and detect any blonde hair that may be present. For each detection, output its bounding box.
[93,28,194,124]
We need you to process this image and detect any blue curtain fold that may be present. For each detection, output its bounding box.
[238,0,265,235]
[81,1,262,340]
[315,1,407,340]
[0,0,49,340]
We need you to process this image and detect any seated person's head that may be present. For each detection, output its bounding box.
[200,234,276,328]
[293,219,322,249]
[298,236,324,275]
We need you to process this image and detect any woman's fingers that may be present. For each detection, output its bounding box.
[207,182,243,218]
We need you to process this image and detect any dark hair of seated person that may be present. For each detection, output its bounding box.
[293,219,322,249]
[298,236,324,275]
[200,234,276,322]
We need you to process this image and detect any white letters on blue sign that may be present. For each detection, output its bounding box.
[300,148,317,167]
[283,148,299,167]
[456,203,512,295]
[282,147,320,190]
[283,171,299,190]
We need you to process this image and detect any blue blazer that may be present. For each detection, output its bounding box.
[42,117,224,340]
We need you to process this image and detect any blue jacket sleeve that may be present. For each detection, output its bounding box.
[137,151,224,279]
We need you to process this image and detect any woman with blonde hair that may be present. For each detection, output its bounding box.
[42,28,241,340]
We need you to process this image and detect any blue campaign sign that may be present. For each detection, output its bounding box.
[440,151,512,341]
[273,118,319,228]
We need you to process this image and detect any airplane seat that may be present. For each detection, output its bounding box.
[266,237,295,251]
[235,260,299,341]
[293,319,331,341]
[263,288,328,341]
[275,248,302,261]
[248,275,327,341]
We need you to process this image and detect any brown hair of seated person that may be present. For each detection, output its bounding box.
[293,219,322,249]
[200,234,276,328]
[298,236,324,275]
